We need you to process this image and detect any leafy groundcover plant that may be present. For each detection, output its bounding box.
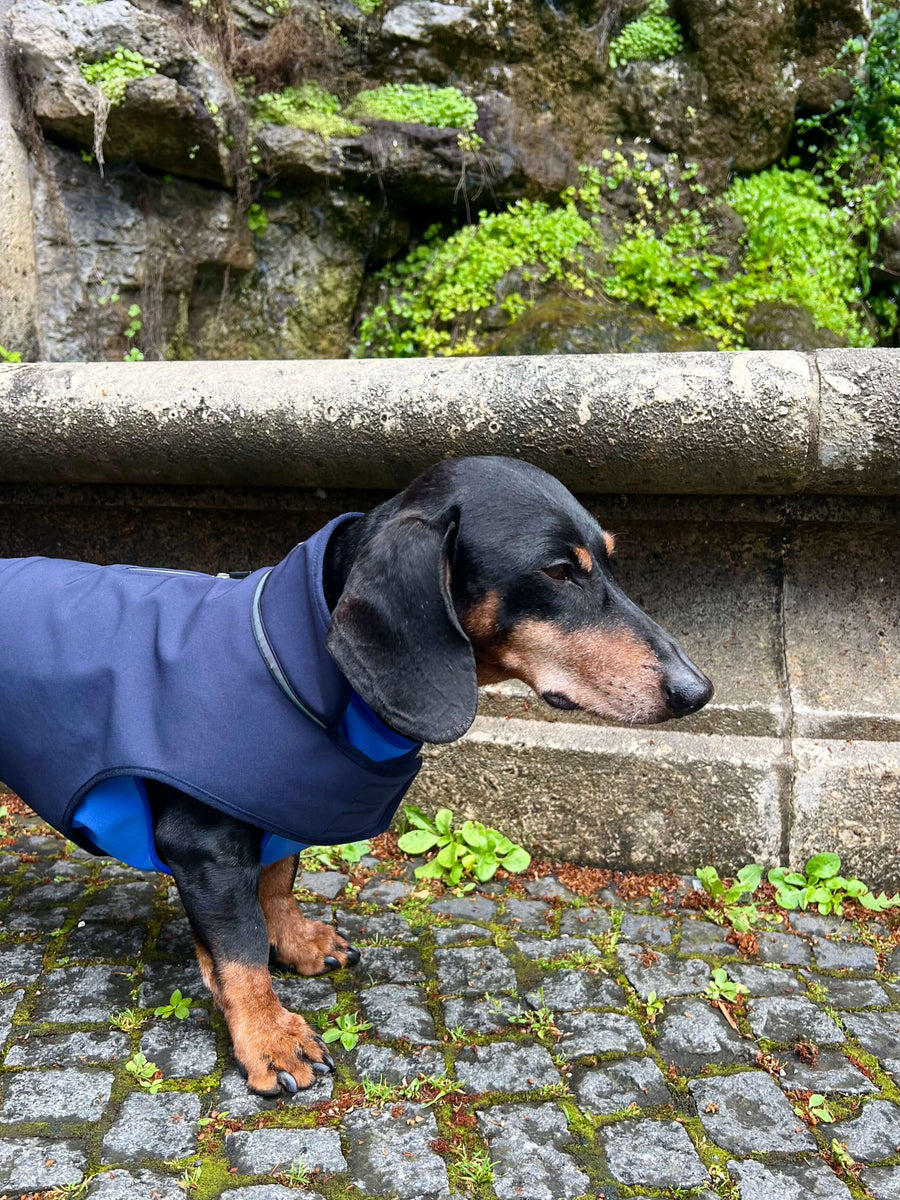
[397,804,530,886]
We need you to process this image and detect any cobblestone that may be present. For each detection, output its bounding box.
[690,1072,817,1152]
[1,828,899,1198]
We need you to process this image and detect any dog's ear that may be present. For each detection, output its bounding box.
[325,511,478,744]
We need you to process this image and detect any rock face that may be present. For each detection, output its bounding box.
[0,0,881,360]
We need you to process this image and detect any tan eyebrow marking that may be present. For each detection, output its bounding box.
[602,532,616,557]
[573,546,593,573]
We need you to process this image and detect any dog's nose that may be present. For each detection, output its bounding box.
[663,664,714,717]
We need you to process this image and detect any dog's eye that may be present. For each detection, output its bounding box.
[542,563,570,582]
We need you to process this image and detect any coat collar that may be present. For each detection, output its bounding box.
[257,513,363,730]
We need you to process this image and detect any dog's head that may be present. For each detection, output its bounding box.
[326,456,713,743]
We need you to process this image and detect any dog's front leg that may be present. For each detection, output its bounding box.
[150,784,334,1095]
[259,855,361,975]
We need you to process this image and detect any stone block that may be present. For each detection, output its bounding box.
[779,1049,877,1094]
[359,984,436,1043]
[477,1102,590,1200]
[87,1168,185,1199]
[435,947,516,994]
[525,970,626,1012]
[832,1101,900,1163]
[455,1043,560,1093]
[655,997,748,1072]
[729,1157,853,1199]
[790,739,900,892]
[140,1016,217,1077]
[784,522,899,740]
[555,1011,645,1056]
[35,965,134,1023]
[0,1137,85,1191]
[354,1044,445,1084]
[102,1092,199,1163]
[813,347,900,495]
[746,996,844,1044]
[0,1067,113,1123]
[4,1029,129,1067]
[226,1128,346,1175]
[416,720,787,876]
[599,1118,707,1188]
[618,946,710,999]
[690,1072,816,1153]
[572,1057,671,1113]
[343,1105,448,1199]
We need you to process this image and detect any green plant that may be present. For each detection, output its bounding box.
[831,1139,856,1171]
[125,1050,163,1092]
[797,1092,835,1124]
[154,988,193,1020]
[0,346,21,363]
[176,1161,202,1192]
[322,1010,371,1050]
[253,83,363,139]
[350,0,383,13]
[246,203,269,237]
[80,47,158,105]
[696,863,776,932]
[608,0,683,68]
[769,853,900,916]
[110,1007,142,1032]
[280,1160,312,1186]
[397,805,530,885]
[299,840,370,870]
[447,1142,496,1188]
[348,84,477,130]
[486,991,560,1041]
[703,968,749,1005]
[644,990,664,1023]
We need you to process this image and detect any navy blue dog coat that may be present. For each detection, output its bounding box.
[0,514,422,873]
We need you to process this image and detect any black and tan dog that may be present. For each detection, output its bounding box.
[1,456,711,1094]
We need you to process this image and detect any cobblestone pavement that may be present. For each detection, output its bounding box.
[0,818,898,1200]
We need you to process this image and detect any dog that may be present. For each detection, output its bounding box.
[0,456,712,1094]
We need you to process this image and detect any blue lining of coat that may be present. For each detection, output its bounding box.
[71,693,416,873]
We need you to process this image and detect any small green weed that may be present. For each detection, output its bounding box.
[801,1092,835,1124]
[644,990,664,1023]
[696,863,776,932]
[299,840,370,870]
[279,1160,312,1186]
[246,203,269,237]
[830,1138,857,1171]
[447,1142,496,1188]
[154,989,193,1020]
[253,83,363,139]
[125,1050,163,1093]
[348,84,477,130]
[703,968,749,1005]
[608,0,683,68]
[322,1010,370,1050]
[110,1007,142,1032]
[0,346,21,363]
[176,1161,202,1192]
[486,990,560,1042]
[80,47,158,105]
[768,853,900,916]
[397,804,530,885]
[536,949,603,972]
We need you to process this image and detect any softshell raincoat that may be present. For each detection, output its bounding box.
[0,514,421,872]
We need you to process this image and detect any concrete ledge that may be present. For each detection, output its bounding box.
[0,349,897,493]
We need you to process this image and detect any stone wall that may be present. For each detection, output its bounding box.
[0,352,897,886]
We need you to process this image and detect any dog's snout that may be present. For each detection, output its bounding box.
[663,664,714,718]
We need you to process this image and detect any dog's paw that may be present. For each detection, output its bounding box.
[270,917,361,976]
[235,1008,336,1096]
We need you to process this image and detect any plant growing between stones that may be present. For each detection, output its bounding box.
[246,203,269,237]
[768,853,900,916]
[253,83,363,139]
[703,968,749,1005]
[696,863,775,932]
[125,1049,163,1092]
[644,990,664,1023]
[608,0,683,68]
[279,1160,312,1186]
[445,1141,496,1189]
[322,1010,371,1050]
[486,990,560,1042]
[154,988,193,1019]
[348,84,478,130]
[397,804,530,885]
[0,346,21,363]
[110,1007,142,1032]
[176,1161,202,1192]
[299,839,370,870]
[794,1092,835,1124]
[79,48,158,105]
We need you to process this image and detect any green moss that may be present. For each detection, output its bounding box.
[79,47,158,105]
[0,346,21,363]
[253,83,363,138]
[356,193,602,356]
[348,84,478,130]
[608,0,683,68]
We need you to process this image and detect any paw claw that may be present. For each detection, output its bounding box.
[345,944,361,966]
[277,1069,299,1094]
[312,1060,331,1075]
[323,954,340,970]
